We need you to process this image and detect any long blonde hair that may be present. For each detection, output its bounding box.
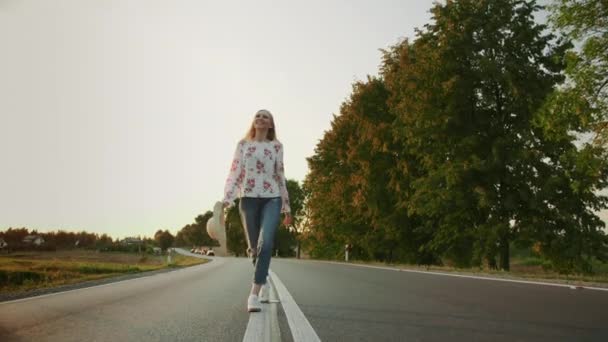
[244,109,277,141]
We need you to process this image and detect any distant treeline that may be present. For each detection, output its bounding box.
[0,227,152,252]
[0,178,306,256]
[174,179,306,257]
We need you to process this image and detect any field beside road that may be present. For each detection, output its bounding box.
[0,250,208,294]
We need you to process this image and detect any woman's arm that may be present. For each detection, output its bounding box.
[276,142,291,215]
[223,141,245,207]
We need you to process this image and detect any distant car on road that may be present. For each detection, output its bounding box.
[189,247,214,256]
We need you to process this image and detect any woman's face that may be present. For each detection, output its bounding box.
[253,111,273,130]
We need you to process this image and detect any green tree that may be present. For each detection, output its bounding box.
[384,0,573,270]
[286,179,306,229]
[301,0,607,273]
[178,211,215,247]
[225,199,248,256]
[174,230,187,247]
[95,233,113,250]
[276,179,305,257]
[0,227,30,247]
[304,75,405,262]
[550,0,608,146]
[534,0,608,272]
[337,78,407,263]
[194,212,216,247]
[154,229,175,252]
[304,106,365,259]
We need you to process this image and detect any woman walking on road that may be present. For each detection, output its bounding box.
[222,109,292,312]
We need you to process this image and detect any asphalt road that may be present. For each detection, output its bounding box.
[2,253,608,341]
[0,255,253,341]
[271,259,608,341]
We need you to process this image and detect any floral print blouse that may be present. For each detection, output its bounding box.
[223,139,291,213]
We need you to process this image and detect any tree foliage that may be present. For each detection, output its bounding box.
[550,0,608,146]
[302,0,608,273]
[154,229,175,252]
[225,198,248,256]
[175,211,215,248]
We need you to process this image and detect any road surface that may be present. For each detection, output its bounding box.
[2,250,607,341]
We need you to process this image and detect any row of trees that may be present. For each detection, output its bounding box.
[0,227,115,251]
[1,176,306,255]
[174,212,215,248]
[0,227,191,254]
[166,179,305,257]
[225,179,307,257]
[301,0,608,273]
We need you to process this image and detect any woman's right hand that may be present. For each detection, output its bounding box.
[222,201,230,221]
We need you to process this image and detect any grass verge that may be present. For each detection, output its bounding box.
[0,250,208,294]
[318,258,608,287]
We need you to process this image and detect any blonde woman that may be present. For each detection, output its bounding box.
[223,109,292,312]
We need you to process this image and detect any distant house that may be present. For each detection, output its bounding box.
[121,237,143,245]
[23,235,45,246]
[0,238,7,249]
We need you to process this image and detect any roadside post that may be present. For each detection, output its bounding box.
[345,244,351,262]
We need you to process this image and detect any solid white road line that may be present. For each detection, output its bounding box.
[270,270,321,342]
[268,277,282,341]
[242,306,266,342]
[243,274,281,342]
[319,260,608,292]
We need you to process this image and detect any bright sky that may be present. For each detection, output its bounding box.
[0,0,438,239]
[1,0,605,239]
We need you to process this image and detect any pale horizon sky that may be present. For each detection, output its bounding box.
[1,0,606,239]
[0,0,440,239]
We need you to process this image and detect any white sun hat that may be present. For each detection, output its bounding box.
[206,201,226,241]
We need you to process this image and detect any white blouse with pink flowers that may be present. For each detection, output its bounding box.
[223,139,291,213]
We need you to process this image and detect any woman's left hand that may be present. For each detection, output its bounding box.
[283,214,293,227]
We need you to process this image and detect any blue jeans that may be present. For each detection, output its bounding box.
[239,197,282,285]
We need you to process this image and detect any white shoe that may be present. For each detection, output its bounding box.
[247,294,261,312]
[259,284,270,303]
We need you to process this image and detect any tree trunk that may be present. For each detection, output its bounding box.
[487,254,498,270]
[297,240,301,259]
[499,236,510,271]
